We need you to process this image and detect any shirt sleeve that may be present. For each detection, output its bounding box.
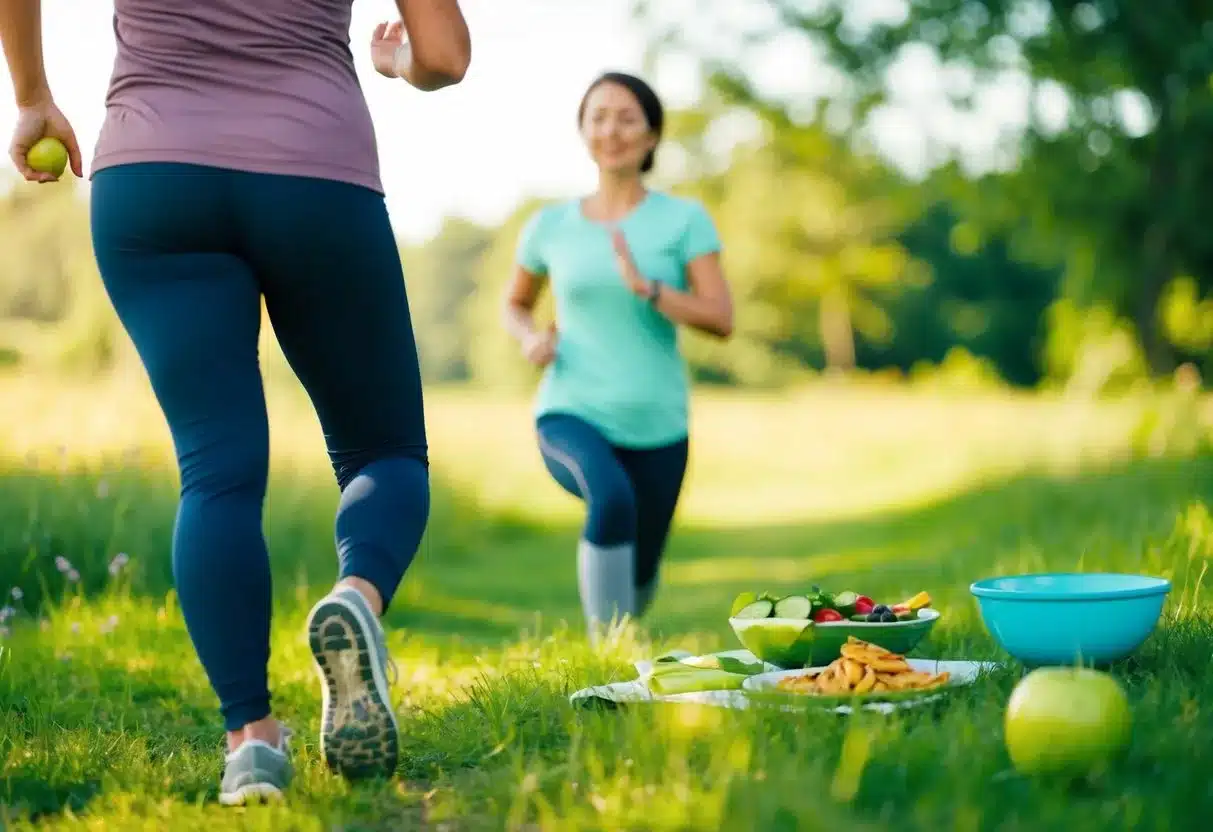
[515,208,549,276]
[680,201,723,264]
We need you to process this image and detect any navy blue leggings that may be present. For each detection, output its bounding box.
[90,163,430,731]
[536,413,688,589]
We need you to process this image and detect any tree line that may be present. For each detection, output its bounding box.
[3,0,1210,394]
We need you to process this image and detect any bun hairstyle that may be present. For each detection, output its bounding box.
[577,71,665,174]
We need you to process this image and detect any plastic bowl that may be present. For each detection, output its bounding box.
[970,573,1170,666]
[729,609,940,669]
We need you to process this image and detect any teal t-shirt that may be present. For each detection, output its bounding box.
[515,191,722,448]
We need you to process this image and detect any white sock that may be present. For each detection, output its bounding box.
[577,540,636,638]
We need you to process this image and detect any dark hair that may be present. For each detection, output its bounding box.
[577,71,665,174]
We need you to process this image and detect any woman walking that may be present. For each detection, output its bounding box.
[503,72,734,641]
[1,0,470,804]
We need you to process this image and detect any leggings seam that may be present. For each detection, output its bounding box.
[537,433,596,513]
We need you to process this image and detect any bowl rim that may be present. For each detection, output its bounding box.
[729,608,940,629]
[970,572,1171,601]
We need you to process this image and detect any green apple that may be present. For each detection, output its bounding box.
[1004,667,1132,778]
[26,137,68,179]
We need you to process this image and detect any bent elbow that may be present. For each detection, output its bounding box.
[413,45,471,90]
[713,308,734,339]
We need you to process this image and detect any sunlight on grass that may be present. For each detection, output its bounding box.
[2,374,1212,828]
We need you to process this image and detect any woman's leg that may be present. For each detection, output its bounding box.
[232,172,429,778]
[90,165,277,738]
[536,414,639,634]
[616,439,690,616]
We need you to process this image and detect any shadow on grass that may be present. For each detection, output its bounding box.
[2,452,1212,648]
[0,458,491,615]
[0,774,101,825]
[2,451,1213,824]
[410,453,1213,650]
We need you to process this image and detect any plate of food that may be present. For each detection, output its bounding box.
[728,586,939,668]
[743,636,987,707]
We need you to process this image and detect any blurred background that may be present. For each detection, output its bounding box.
[2,0,1212,633]
[5,0,1213,396]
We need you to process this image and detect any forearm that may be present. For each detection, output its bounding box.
[396,0,471,90]
[503,301,539,345]
[391,42,456,92]
[0,0,49,106]
[649,284,733,338]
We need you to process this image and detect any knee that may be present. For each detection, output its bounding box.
[178,435,268,500]
[584,479,637,546]
[332,447,428,491]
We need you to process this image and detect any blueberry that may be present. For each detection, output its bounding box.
[880,610,897,623]
[866,611,882,622]
[872,604,890,615]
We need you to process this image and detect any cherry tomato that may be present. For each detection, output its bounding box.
[854,596,875,614]
[813,608,844,623]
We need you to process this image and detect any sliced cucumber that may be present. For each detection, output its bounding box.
[849,614,870,622]
[772,595,813,619]
[729,591,758,617]
[733,599,774,619]
[833,591,858,609]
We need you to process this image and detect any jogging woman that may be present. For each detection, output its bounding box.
[503,72,734,640]
[2,0,470,803]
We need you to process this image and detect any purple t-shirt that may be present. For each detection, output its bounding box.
[91,0,382,193]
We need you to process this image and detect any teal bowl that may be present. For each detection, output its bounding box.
[970,573,1170,666]
[729,609,940,669]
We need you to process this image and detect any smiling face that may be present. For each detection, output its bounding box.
[579,81,658,176]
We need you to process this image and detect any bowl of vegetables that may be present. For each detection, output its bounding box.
[728,587,939,669]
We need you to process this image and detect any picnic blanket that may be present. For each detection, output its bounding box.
[569,649,1001,715]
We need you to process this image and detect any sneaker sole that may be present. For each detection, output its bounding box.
[219,782,285,806]
[307,596,400,780]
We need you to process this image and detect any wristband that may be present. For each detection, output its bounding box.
[392,42,414,78]
[647,280,662,305]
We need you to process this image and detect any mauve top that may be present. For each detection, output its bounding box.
[91,0,382,193]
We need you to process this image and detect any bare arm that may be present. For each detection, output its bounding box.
[394,0,471,91]
[649,252,734,338]
[503,266,545,345]
[0,0,50,106]
[503,266,559,367]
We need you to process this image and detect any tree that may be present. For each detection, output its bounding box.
[402,217,493,382]
[635,0,1213,377]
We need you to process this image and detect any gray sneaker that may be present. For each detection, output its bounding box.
[306,586,400,779]
[219,726,293,806]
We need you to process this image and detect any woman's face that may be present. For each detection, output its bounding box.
[580,81,656,176]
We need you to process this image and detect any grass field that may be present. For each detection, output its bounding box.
[2,374,1212,830]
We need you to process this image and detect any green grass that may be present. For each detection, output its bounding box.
[2,376,1213,830]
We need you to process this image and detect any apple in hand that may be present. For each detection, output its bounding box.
[26,137,69,179]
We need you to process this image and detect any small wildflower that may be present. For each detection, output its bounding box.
[0,606,14,623]
[9,588,21,601]
[108,553,129,575]
[70,622,81,634]
[100,615,119,635]
[67,569,80,583]
[54,556,71,573]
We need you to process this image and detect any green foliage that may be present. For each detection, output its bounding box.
[2,383,1213,827]
[633,0,1213,381]
[401,217,494,382]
